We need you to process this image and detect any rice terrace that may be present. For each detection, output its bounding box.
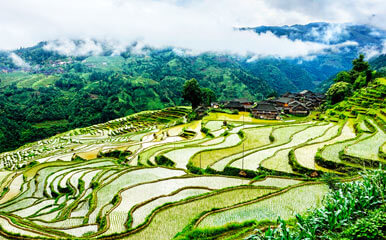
[0,78,384,239]
[1,1,386,239]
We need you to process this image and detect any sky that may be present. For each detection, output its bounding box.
[0,0,385,58]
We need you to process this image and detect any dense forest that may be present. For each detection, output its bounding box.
[0,47,275,153]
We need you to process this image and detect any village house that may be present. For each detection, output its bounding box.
[272,90,325,113]
[223,100,245,111]
[272,97,292,113]
[234,98,254,109]
[288,101,310,116]
[211,100,228,109]
[222,98,254,111]
[251,102,280,120]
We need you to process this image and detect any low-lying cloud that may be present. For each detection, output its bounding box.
[9,53,30,68]
[43,39,104,57]
[360,40,386,59]
[0,0,385,58]
[41,31,358,60]
[308,24,349,44]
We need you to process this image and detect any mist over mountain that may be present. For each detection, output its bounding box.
[1,22,385,94]
[241,22,386,92]
[245,22,386,46]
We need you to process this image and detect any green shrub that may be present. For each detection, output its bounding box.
[342,205,386,239]
[111,194,120,205]
[155,155,175,167]
[187,161,204,175]
[78,179,85,193]
[0,186,9,198]
[200,127,214,138]
[57,185,74,195]
[269,133,274,142]
[200,127,210,134]
[247,169,385,240]
[237,130,244,139]
[90,181,99,189]
[221,130,229,137]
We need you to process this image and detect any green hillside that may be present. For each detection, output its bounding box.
[325,77,386,127]
[0,56,384,238]
[0,50,278,153]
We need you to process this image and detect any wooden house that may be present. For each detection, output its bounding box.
[223,101,245,111]
[288,101,309,116]
[273,97,293,113]
[251,102,280,120]
[234,98,254,108]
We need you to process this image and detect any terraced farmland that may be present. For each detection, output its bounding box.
[0,102,384,239]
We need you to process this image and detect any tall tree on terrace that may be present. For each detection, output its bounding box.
[201,88,216,106]
[182,78,202,109]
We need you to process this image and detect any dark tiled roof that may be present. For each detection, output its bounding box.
[282,92,298,98]
[290,101,309,110]
[224,101,244,108]
[275,97,293,104]
[233,98,253,104]
[288,100,302,106]
[252,103,278,112]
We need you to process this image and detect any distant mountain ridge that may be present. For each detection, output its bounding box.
[1,22,385,93]
[242,22,386,46]
[240,22,386,92]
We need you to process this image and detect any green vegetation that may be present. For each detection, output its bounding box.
[245,169,385,240]
[0,48,276,153]
[182,78,216,109]
[325,54,380,106]
[0,50,384,239]
[0,104,384,239]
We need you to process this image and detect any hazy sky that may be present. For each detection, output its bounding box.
[0,0,385,57]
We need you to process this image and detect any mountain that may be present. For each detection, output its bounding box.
[316,53,386,93]
[241,22,386,92]
[244,22,386,45]
[0,48,275,153]
[0,22,385,153]
[370,54,386,73]
[2,22,385,93]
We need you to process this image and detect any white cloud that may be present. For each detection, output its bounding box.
[308,24,349,43]
[361,40,386,59]
[43,39,104,56]
[9,53,30,68]
[0,0,385,58]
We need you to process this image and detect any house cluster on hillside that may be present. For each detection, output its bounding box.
[204,90,325,120]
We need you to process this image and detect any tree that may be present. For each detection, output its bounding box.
[334,71,351,83]
[333,54,373,88]
[326,82,352,104]
[201,88,216,106]
[353,75,367,89]
[182,78,202,109]
[352,54,370,73]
